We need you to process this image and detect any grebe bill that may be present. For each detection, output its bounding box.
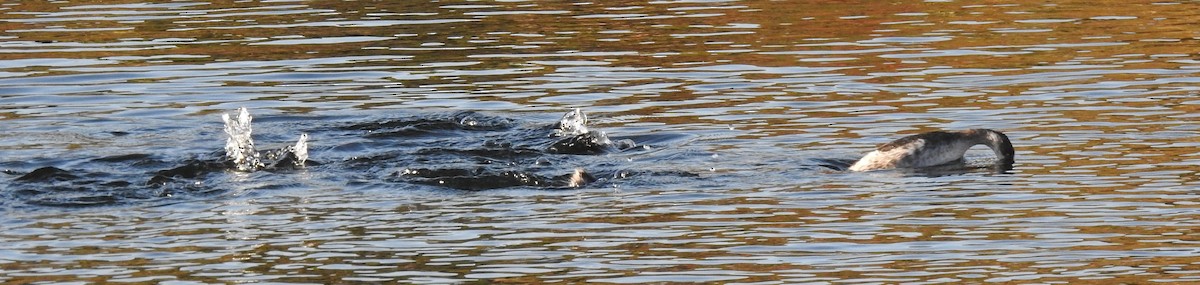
[848,129,1015,172]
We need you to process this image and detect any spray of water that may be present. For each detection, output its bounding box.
[291,133,309,166]
[222,107,263,172]
[555,108,590,137]
[222,107,311,171]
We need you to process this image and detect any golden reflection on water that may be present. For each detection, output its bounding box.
[3,0,1200,284]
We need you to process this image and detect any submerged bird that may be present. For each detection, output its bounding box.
[848,129,1014,172]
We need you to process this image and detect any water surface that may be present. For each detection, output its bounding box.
[3,0,1200,283]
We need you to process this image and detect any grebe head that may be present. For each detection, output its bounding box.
[972,129,1014,170]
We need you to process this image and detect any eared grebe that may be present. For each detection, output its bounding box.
[848,129,1014,171]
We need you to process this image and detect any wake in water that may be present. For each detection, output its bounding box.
[2,108,686,207]
[361,109,642,190]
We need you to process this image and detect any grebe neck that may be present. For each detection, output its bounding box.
[969,129,1015,169]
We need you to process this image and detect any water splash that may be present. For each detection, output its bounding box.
[292,133,308,166]
[222,107,263,172]
[549,109,638,154]
[555,108,613,146]
[555,108,590,137]
[221,108,310,171]
[266,132,310,169]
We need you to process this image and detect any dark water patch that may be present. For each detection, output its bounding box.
[341,111,641,190]
[5,148,305,208]
[413,147,546,161]
[91,153,152,163]
[9,167,154,207]
[15,166,78,182]
[8,159,227,206]
[343,110,515,138]
[548,132,627,155]
[146,159,230,186]
[0,109,700,206]
[393,168,593,191]
[24,194,119,208]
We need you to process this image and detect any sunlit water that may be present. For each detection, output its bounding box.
[4,0,1200,283]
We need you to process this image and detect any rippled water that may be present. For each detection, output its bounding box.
[4,0,1200,283]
